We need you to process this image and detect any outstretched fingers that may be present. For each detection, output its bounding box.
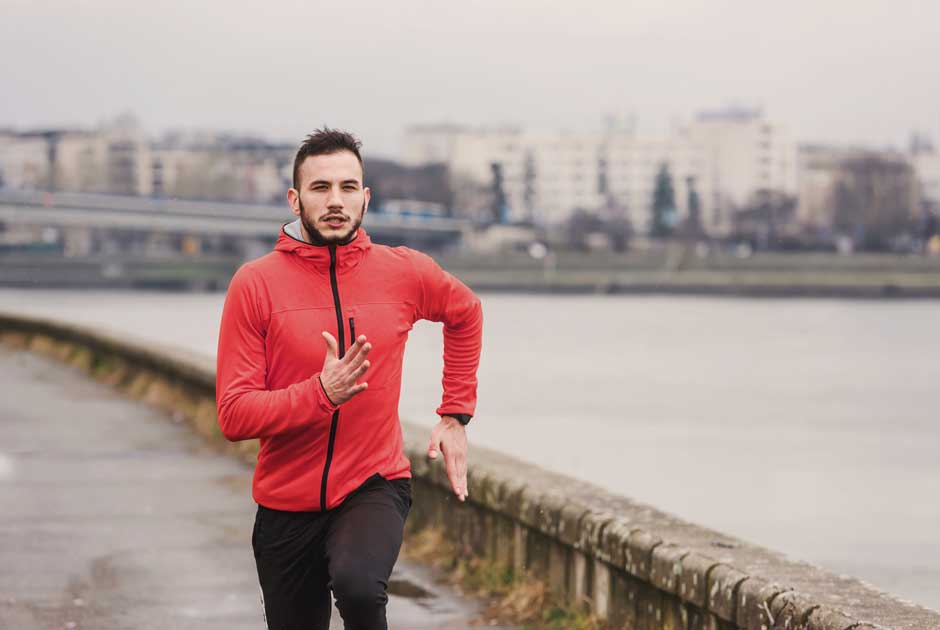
[349,381,368,396]
[319,331,371,405]
[343,335,370,365]
[351,359,370,381]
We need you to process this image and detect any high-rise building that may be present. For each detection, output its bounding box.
[685,107,797,235]
[403,109,795,236]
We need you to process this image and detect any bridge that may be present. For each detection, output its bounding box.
[0,189,472,258]
[0,190,474,289]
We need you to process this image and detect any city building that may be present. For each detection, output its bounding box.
[796,144,921,248]
[910,135,940,211]
[0,114,154,196]
[0,131,50,190]
[151,131,290,204]
[403,109,795,237]
[404,124,527,223]
[684,107,797,235]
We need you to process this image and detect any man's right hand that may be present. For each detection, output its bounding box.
[319,332,371,405]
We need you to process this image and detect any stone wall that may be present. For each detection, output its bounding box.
[2,311,937,630]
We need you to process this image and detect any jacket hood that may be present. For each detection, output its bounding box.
[275,219,372,272]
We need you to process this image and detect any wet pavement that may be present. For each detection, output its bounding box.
[0,346,492,629]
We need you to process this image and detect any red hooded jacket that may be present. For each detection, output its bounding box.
[216,223,483,511]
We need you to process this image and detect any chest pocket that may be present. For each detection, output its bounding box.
[266,306,341,381]
[345,302,415,390]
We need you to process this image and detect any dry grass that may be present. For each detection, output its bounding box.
[402,527,606,630]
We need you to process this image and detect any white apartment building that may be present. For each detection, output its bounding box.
[406,124,690,230]
[101,114,153,196]
[0,115,153,196]
[685,108,797,234]
[525,131,605,225]
[795,145,844,229]
[603,128,711,235]
[0,132,49,189]
[403,109,795,237]
[152,144,285,203]
[404,124,528,222]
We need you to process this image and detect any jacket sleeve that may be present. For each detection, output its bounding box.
[411,251,483,418]
[215,265,337,442]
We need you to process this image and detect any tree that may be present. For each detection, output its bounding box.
[651,163,676,238]
[600,196,633,252]
[733,189,798,250]
[490,162,508,224]
[682,175,704,239]
[831,155,919,250]
[606,212,633,252]
[566,209,604,251]
[363,159,453,215]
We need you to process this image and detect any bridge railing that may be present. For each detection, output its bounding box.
[0,188,471,232]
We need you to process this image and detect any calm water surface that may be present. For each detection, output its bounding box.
[1,289,937,610]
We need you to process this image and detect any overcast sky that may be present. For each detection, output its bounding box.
[2,0,938,157]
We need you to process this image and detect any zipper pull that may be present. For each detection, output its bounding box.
[349,317,356,343]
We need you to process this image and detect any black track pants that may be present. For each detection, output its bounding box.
[252,473,412,630]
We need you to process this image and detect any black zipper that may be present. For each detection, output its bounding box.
[349,317,356,342]
[320,244,345,511]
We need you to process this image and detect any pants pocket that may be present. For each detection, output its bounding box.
[387,478,412,519]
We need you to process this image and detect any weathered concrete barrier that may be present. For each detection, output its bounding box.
[2,311,937,630]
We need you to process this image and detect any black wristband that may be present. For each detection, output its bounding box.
[442,413,472,426]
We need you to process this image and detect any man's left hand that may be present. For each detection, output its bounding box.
[427,416,468,501]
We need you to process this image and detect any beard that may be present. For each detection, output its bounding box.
[298,199,365,246]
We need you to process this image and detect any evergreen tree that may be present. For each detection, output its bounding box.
[686,176,702,238]
[651,163,676,238]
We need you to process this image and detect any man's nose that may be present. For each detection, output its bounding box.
[326,185,344,209]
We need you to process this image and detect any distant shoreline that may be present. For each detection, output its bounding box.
[2,252,940,298]
[451,268,940,299]
[3,274,940,299]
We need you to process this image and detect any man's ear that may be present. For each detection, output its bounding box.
[363,187,371,216]
[287,188,301,217]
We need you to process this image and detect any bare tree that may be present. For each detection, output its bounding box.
[733,189,798,250]
[831,155,920,250]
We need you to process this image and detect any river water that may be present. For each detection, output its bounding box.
[1,288,937,610]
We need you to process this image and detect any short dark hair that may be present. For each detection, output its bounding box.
[292,127,364,190]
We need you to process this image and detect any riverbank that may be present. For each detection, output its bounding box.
[447,267,940,297]
[3,250,940,297]
[441,248,940,298]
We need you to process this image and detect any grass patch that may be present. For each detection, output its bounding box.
[402,527,606,630]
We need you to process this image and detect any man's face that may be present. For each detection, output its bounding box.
[288,150,370,245]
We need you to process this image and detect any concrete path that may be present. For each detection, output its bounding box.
[0,347,493,629]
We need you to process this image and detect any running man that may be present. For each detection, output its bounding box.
[215,128,483,630]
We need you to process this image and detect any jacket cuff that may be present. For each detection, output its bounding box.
[317,375,339,413]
